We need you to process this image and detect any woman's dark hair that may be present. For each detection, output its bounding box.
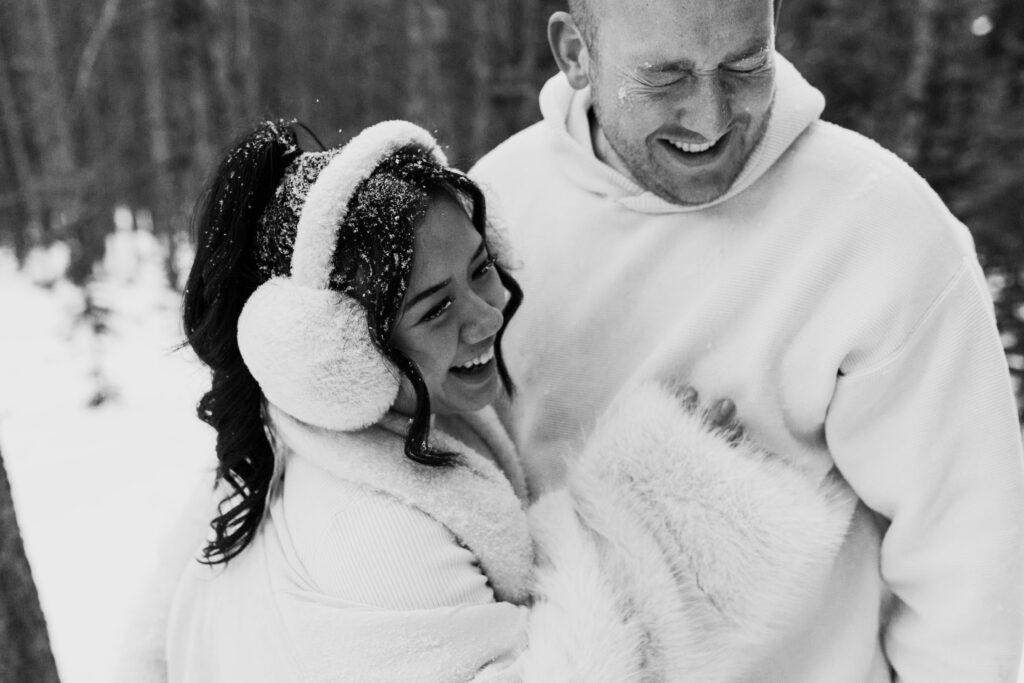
[182,122,521,565]
[343,147,522,468]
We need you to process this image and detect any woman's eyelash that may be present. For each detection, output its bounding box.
[422,298,452,323]
[417,257,496,324]
[474,256,497,278]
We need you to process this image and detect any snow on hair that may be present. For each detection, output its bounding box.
[291,120,448,289]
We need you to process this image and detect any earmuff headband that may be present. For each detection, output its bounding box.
[237,120,447,433]
[291,121,448,288]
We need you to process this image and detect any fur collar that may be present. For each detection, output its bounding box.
[265,403,534,605]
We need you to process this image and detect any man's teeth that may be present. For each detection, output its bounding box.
[669,138,717,153]
[456,347,495,369]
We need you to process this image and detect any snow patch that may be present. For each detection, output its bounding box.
[0,234,214,683]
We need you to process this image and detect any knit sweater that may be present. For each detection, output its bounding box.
[470,54,1024,682]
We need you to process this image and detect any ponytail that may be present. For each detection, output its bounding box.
[182,121,302,564]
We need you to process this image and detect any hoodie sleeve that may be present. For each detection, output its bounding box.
[827,261,1024,682]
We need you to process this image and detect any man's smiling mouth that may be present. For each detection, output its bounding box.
[660,130,731,164]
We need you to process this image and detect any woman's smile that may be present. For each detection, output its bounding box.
[389,194,507,416]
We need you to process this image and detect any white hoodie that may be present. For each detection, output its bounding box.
[471,55,1024,682]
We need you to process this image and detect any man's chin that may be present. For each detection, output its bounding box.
[647,175,733,206]
[636,137,748,206]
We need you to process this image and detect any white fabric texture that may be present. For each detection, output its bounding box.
[163,382,852,682]
[264,404,535,605]
[237,278,399,431]
[469,53,1024,682]
[282,470,496,609]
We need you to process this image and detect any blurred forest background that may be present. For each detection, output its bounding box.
[0,0,1022,403]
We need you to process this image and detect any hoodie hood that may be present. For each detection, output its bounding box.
[538,53,825,214]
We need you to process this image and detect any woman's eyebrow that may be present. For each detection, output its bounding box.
[403,241,487,311]
[404,279,450,311]
[470,242,486,262]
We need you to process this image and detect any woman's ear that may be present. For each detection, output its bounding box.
[547,11,592,90]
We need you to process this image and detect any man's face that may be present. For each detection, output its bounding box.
[584,0,776,205]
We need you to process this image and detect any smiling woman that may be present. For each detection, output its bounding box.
[140,118,854,682]
[390,194,508,417]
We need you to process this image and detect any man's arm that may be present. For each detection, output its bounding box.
[827,259,1024,682]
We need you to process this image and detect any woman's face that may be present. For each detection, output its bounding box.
[389,194,506,416]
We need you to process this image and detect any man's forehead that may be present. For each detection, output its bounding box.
[589,0,773,28]
[591,0,773,56]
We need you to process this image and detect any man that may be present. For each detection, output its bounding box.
[470,0,1024,680]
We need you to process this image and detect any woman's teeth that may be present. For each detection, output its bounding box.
[455,347,494,370]
[669,138,717,154]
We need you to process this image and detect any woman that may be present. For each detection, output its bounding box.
[160,119,853,681]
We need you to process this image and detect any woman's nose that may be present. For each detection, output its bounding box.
[461,295,504,344]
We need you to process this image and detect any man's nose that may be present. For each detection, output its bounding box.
[680,74,730,140]
[461,295,504,344]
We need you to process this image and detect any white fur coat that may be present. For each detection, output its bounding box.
[125,381,853,682]
[519,381,854,680]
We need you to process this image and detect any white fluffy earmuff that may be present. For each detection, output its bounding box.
[237,120,448,431]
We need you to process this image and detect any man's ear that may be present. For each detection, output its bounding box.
[547,11,591,90]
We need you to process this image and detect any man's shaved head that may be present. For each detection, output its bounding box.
[569,0,778,53]
[567,0,599,51]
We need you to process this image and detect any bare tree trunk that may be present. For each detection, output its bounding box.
[189,51,215,185]
[404,1,430,125]
[517,0,542,124]
[0,41,44,260]
[139,0,179,287]
[235,0,258,121]
[0,444,61,683]
[204,0,244,129]
[70,0,122,115]
[896,0,940,164]
[404,1,449,130]
[469,2,493,161]
[19,0,80,245]
[29,0,76,187]
[358,6,381,124]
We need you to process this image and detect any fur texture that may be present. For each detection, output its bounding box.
[237,121,447,431]
[136,382,853,682]
[237,278,400,430]
[265,402,536,605]
[523,380,855,680]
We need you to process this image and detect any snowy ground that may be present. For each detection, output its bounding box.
[0,230,214,683]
